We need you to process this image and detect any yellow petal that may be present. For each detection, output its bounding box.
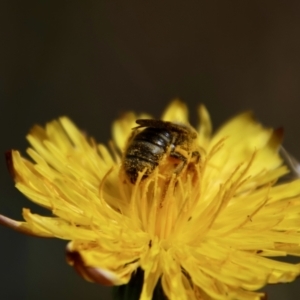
[0,214,52,237]
[139,241,161,300]
[112,111,151,151]
[161,99,189,123]
[160,250,189,300]
[66,241,141,285]
[197,104,212,149]
[22,209,98,240]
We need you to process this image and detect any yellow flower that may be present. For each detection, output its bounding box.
[1,100,300,300]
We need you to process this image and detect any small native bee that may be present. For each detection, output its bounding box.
[123,119,200,184]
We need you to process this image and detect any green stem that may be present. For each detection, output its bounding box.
[112,268,167,300]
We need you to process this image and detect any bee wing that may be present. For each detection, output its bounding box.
[135,119,169,128]
[279,146,300,180]
[135,119,192,135]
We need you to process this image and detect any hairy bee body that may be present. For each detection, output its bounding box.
[123,119,199,184]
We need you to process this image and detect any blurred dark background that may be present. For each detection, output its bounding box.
[1,1,300,299]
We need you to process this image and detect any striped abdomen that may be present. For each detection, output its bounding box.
[124,127,172,183]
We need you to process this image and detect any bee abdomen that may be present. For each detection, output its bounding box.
[124,129,172,183]
[135,127,172,148]
[125,140,163,179]
[124,154,158,183]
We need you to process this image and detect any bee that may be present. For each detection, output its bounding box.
[123,119,200,184]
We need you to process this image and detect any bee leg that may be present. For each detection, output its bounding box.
[169,150,188,175]
[191,151,200,163]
